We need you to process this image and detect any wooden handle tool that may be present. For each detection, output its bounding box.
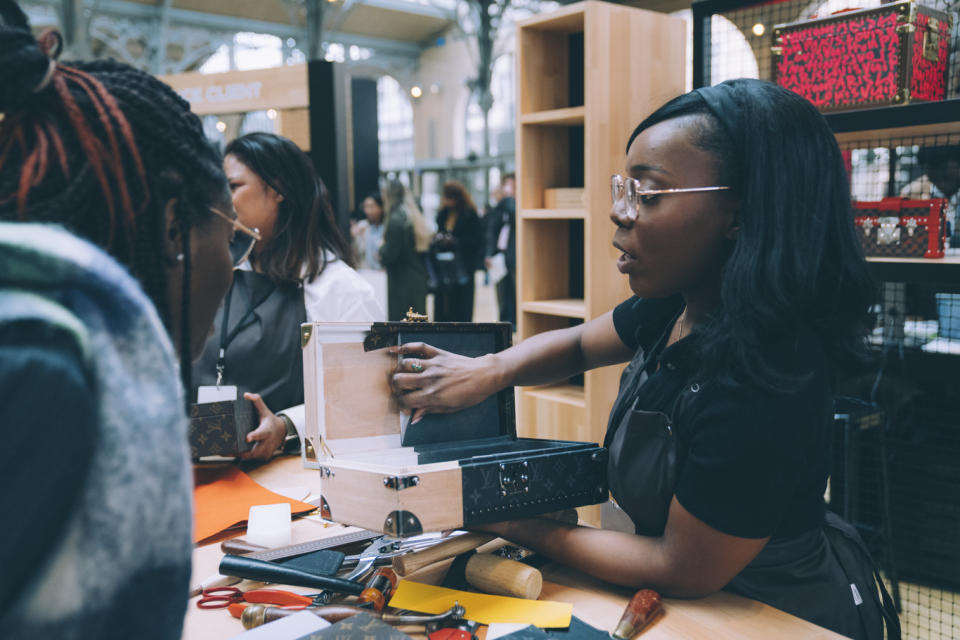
[612,589,663,639]
[464,553,542,599]
[392,532,495,576]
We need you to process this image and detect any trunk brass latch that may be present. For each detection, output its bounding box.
[923,18,941,62]
[877,216,902,245]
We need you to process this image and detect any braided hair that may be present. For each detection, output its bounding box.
[0,0,228,397]
[0,0,228,398]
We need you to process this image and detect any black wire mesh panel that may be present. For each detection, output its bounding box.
[694,0,960,101]
[838,132,960,640]
[839,131,960,357]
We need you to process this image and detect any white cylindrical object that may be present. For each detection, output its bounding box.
[246,503,292,548]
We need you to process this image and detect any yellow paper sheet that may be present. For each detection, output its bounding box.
[388,581,573,628]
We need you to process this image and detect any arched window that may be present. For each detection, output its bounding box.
[710,14,759,83]
[802,0,881,17]
[464,51,516,156]
[378,76,415,171]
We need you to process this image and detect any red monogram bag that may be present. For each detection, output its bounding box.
[853,197,947,259]
[773,1,952,111]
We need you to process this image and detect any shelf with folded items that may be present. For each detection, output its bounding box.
[521,298,587,319]
[519,384,588,442]
[520,106,586,127]
[519,208,587,220]
[523,383,587,408]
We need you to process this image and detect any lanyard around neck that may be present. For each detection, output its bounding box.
[215,277,276,386]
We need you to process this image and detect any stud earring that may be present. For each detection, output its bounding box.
[176,253,184,262]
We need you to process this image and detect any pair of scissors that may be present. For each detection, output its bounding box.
[197,586,316,616]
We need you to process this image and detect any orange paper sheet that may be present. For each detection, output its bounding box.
[193,466,315,543]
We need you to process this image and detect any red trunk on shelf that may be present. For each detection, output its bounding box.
[853,197,947,259]
[773,1,952,112]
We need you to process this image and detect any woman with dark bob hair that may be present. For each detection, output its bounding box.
[390,79,898,639]
[194,132,383,460]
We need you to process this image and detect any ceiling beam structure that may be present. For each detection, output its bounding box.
[27,0,445,71]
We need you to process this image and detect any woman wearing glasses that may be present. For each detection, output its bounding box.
[194,133,383,461]
[390,80,897,639]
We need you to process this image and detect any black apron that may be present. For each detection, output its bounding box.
[194,269,307,413]
[604,338,900,640]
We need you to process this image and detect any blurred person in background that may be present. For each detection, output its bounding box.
[352,192,386,270]
[485,173,517,326]
[432,180,483,321]
[381,180,432,320]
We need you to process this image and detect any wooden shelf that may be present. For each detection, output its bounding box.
[835,120,960,146]
[516,3,585,32]
[520,106,585,126]
[520,208,587,220]
[866,255,960,283]
[827,99,960,142]
[516,1,686,466]
[522,384,586,408]
[522,299,587,318]
[866,255,960,265]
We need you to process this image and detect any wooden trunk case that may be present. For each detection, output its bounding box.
[301,321,608,536]
[773,1,952,111]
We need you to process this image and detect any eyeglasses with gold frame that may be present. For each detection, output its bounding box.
[611,174,732,220]
[208,207,261,268]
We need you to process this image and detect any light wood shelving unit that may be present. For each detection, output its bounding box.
[514,1,687,460]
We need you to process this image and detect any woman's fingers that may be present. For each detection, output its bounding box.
[243,392,271,419]
[391,371,427,392]
[389,342,442,359]
[238,415,285,460]
[395,388,451,415]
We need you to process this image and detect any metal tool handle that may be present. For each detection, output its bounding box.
[219,554,364,595]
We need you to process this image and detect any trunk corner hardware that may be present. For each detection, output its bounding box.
[320,466,335,478]
[384,510,423,537]
[303,437,318,462]
[499,461,530,497]
[300,324,313,348]
[384,475,420,490]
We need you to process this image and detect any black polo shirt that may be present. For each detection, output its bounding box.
[612,296,832,540]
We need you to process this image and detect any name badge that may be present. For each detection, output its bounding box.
[197,385,238,403]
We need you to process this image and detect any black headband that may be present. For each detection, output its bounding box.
[693,83,743,156]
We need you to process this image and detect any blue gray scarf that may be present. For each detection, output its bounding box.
[0,223,192,639]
